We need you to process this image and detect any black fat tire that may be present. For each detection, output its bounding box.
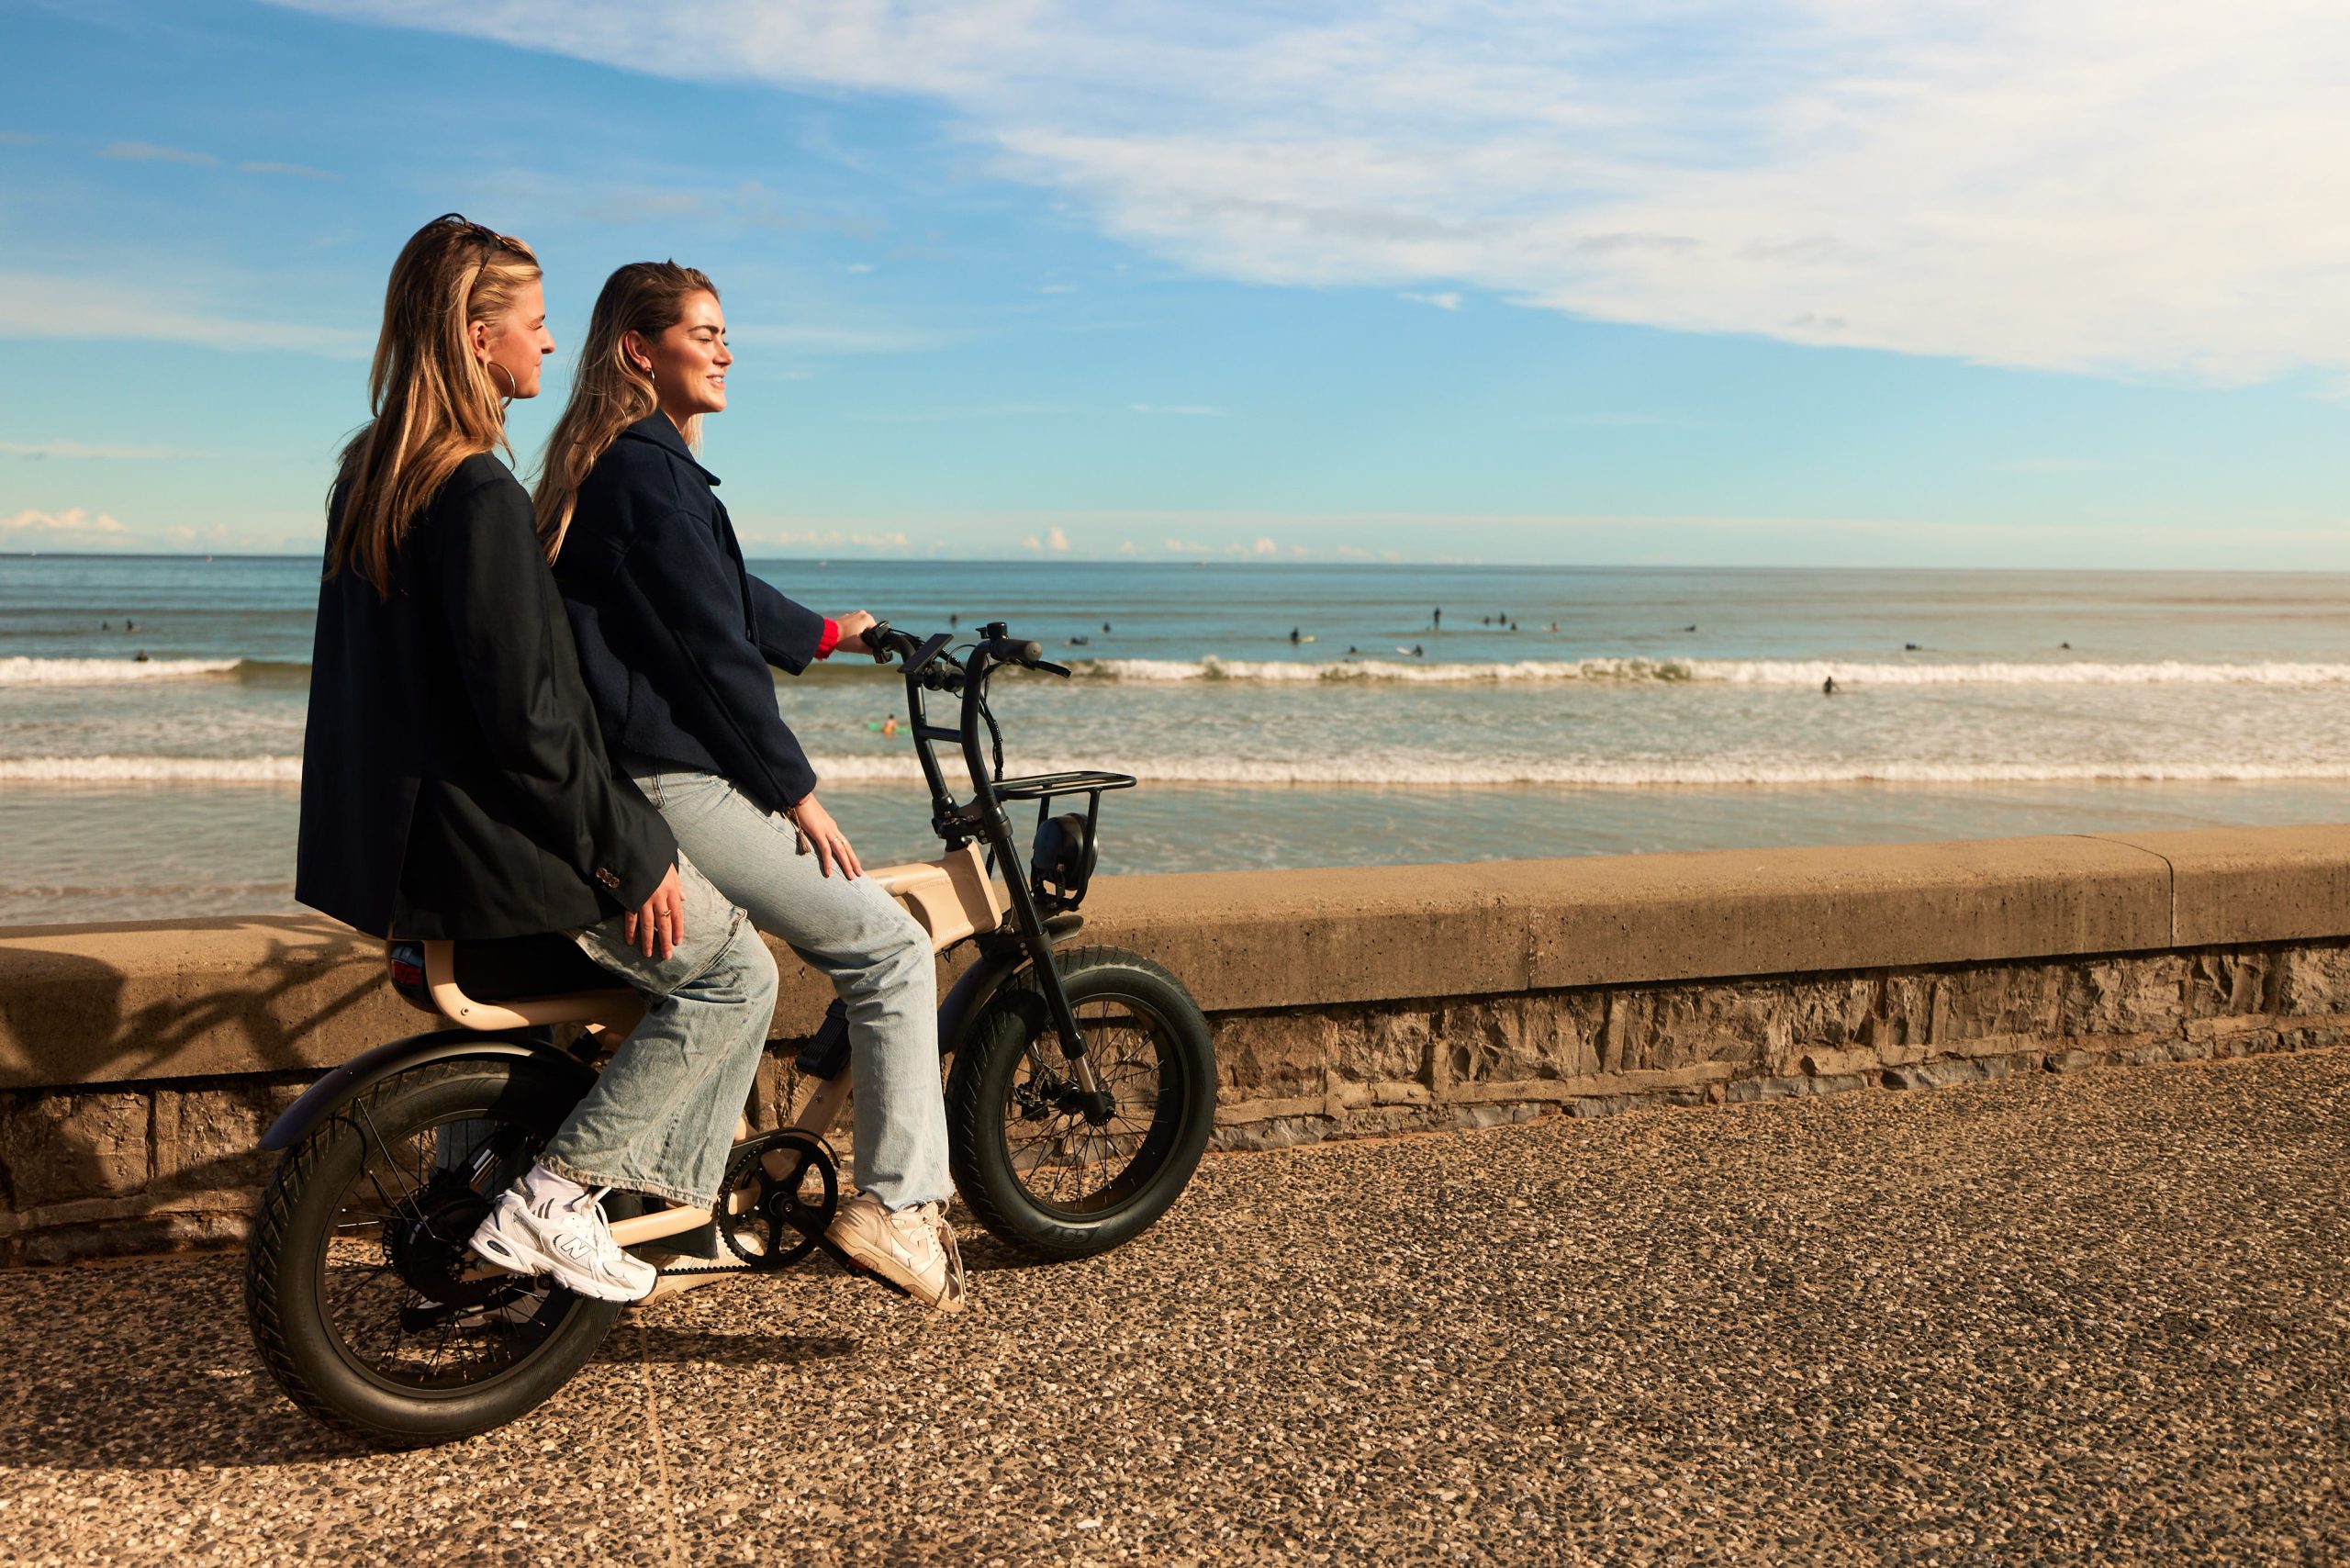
[946,946,1215,1260]
[243,1058,626,1450]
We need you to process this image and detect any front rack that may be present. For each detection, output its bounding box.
[993,769,1138,802]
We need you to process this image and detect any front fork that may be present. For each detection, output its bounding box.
[975,806,1106,1094]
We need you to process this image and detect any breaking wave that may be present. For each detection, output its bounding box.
[9,752,2349,790]
[792,755,2350,787]
[0,656,246,685]
[0,755,303,783]
[1069,656,2350,688]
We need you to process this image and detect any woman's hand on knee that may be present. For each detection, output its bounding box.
[788,792,863,880]
[625,863,686,958]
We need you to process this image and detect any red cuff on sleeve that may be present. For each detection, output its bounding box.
[814,618,842,660]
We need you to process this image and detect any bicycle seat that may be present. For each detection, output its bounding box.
[452,934,623,1002]
[386,935,640,1034]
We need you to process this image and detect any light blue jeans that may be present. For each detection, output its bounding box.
[623,755,952,1211]
[536,853,780,1208]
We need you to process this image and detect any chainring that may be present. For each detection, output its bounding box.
[716,1129,840,1271]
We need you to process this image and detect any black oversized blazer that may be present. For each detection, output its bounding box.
[552,414,830,816]
[295,454,677,940]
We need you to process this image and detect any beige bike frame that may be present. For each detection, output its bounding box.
[422,843,1002,1254]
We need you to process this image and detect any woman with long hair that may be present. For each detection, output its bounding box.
[535,263,964,1313]
[296,216,778,1305]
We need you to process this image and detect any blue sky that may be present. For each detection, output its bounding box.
[1,0,2344,566]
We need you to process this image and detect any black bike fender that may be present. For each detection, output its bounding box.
[937,943,1035,1058]
[261,1028,588,1151]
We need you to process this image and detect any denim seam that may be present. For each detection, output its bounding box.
[669,901,751,991]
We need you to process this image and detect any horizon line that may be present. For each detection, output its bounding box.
[6,550,2348,578]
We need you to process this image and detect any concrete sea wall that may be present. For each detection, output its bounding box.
[2,825,2344,1264]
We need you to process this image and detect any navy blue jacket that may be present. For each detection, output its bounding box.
[298,454,677,939]
[553,415,830,816]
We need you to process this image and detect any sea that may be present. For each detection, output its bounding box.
[3,554,2346,926]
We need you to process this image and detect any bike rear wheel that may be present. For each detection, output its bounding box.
[946,946,1216,1260]
[243,1057,626,1449]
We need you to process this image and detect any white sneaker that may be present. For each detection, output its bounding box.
[468,1185,656,1304]
[826,1193,967,1314]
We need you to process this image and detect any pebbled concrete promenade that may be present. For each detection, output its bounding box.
[3,1047,2345,1567]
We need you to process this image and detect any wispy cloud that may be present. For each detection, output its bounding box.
[277,0,2350,383]
[102,140,218,166]
[0,440,205,460]
[240,160,338,179]
[3,507,130,535]
[1129,403,1221,416]
[0,271,370,356]
[1400,291,1460,310]
[738,526,913,553]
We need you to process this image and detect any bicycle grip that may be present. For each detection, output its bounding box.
[982,637,1043,666]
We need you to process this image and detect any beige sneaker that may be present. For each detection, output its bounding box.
[827,1193,967,1314]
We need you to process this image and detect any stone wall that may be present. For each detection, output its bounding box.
[4,825,2346,1264]
[1205,939,2350,1149]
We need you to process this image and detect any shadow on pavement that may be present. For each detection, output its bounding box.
[0,1256,358,1470]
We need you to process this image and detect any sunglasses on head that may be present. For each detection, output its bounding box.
[436,212,529,259]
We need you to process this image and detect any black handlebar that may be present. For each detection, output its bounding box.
[981,636,1044,666]
[866,620,1065,678]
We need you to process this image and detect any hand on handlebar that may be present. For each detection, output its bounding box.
[787,792,863,879]
[829,610,883,660]
[623,863,686,960]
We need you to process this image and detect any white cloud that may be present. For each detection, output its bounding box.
[3,508,130,535]
[0,271,368,356]
[1024,526,1072,552]
[240,160,338,179]
[274,0,2350,382]
[739,526,913,553]
[1400,291,1460,310]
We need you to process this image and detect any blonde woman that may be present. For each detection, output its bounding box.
[296,217,778,1305]
[535,263,964,1313]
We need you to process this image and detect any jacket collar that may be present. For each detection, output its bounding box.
[617,412,721,487]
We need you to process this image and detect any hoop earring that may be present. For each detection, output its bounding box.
[488,362,518,403]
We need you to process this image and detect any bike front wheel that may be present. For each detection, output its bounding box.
[242,1056,626,1450]
[946,946,1216,1260]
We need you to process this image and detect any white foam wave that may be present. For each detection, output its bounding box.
[799,754,2350,788]
[0,755,302,783]
[1069,655,2350,688]
[7,751,2347,790]
[0,656,244,686]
